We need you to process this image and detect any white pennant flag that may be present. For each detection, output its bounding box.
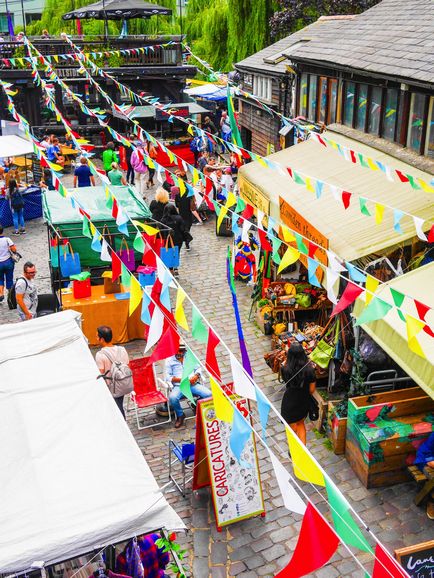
[329,185,342,202]
[100,239,111,262]
[413,216,427,241]
[325,268,340,304]
[385,165,395,182]
[241,219,251,243]
[229,353,256,400]
[268,449,306,515]
[257,209,265,231]
[144,305,164,353]
[327,250,346,272]
[156,165,163,184]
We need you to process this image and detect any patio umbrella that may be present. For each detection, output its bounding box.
[62,0,171,20]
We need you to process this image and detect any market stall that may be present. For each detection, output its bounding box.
[0,310,184,573]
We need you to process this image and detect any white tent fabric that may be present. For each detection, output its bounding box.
[0,310,185,573]
[0,134,34,158]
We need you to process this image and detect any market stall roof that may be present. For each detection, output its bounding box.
[0,134,34,158]
[353,263,434,399]
[63,0,171,20]
[43,186,151,224]
[118,102,210,120]
[238,132,434,262]
[0,310,185,573]
[184,84,229,101]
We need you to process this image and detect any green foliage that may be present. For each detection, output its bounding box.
[154,534,186,578]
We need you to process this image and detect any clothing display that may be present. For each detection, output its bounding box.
[116,536,169,578]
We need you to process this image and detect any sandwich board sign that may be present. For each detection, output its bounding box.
[395,540,434,578]
[193,395,265,530]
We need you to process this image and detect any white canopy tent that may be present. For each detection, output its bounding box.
[0,310,185,574]
[0,134,34,158]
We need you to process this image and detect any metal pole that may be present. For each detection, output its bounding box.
[102,0,108,41]
[20,0,26,35]
[179,0,183,39]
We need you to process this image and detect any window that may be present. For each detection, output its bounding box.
[308,75,317,121]
[356,84,368,130]
[328,79,338,124]
[253,75,272,102]
[424,97,434,158]
[299,73,308,117]
[343,81,355,127]
[26,13,42,23]
[407,93,426,153]
[382,88,398,141]
[318,77,328,123]
[368,86,382,135]
[0,12,14,31]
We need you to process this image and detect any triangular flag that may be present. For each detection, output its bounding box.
[405,315,426,358]
[121,263,131,288]
[374,203,385,225]
[325,478,372,553]
[205,328,221,381]
[286,427,325,486]
[174,287,189,330]
[393,209,404,234]
[365,275,379,305]
[315,180,324,199]
[140,289,151,325]
[414,299,430,322]
[345,261,367,283]
[179,348,199,404]
[129,275,143,316]
[272,237,282,264]
[268,449,306,515]
[91,232,102,252]
[341,191,352,209]
[331,282,364,317]
[210,377,233,422]
[325,268,339,304]
[255,385,271,439]
[277,246,300,274]
[327,250,346,272]
[100,239,111,262]
[112,252,122,282]
[147,322,180,366]
[359,197,371,216]
[229,409,251,466]
[275,503,339,578]
[82,216,92,239]
[191,306,208,343]
[295,232,308,255]
[307,257,321,288]
[355,296,392,326]
[133,231,145,253]
[229,353,256,400]
[372,543,409,578]
[413,216,427,241]
[144,305,164,352]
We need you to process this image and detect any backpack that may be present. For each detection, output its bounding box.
[7,277,27,310]
[101,347,134,397]
[190,137,200,153]
[11,190,24,210]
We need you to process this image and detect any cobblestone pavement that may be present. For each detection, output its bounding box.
[1,182,432,577]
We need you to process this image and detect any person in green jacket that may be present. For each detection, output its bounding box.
[102,142,118,174]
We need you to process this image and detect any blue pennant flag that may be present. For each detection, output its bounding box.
[229,409,252,468]
[345,261,367,283]
[308,256,322,288]
[91,232,102,252]
[255,385,271,439]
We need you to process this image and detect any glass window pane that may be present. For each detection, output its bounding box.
[368,86,382,135]
[318,77,328,123]
[356,84,368,131]
[407,93,426,152]
[329,79,338,124]
[383,88,398,141]
[299,73,308,117]
[308,75,317,121]
[424,97,434,158]
[343,81,355,126]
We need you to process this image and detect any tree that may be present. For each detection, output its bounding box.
[270,0,380,37]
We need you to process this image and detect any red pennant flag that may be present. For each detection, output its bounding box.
[111,252,122,282]
[206,328,221,381]
[258,228,273,252]
[423,324,434,338]
[372,543,409,578]
[287,167,293,179]
[350,149,357,163]
[111,198,119,219]
[308,241,318,259]
[142,242,157,267]
[146,322,180,367]
[78,207,91,220]
[205,177,214,195]
[275,503,340,578]
[341,191,352,209]
[395,169,409,183]
[427,223,434,243]
[240,147,251,160]
[40,156,49,168]
[414,299,429,322]
[241,204,255,221]
[331,282,364,317]
[316,134,326,147]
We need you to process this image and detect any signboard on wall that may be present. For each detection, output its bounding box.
[155,105,189,121]
[238,175,270,214]
[395,541,434,578]
[193,396,265,529]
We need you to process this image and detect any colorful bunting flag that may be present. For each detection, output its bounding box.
[393,209,404,234]
[146,322,180,367]
[205,328,221,381]
[374,203,385,225]
[179,348,199,404]
[341,191,352,209]
[372,543,409,578]
[121,263,131,289]
[140,289,151,325]
[111,252,122,282]
[359,197,371,216]
[355,297,393,326]
[255,385,271,439]
[345,262,367,283]
[210,377,233,422]
[174,287,189,330]
[191,306,209,343]
[268,449,306,516]
[229,409,251,467]
[331,282,364,317]
[229,353,256,400]
[144,304,164,352]
[325,268,339,304]
[286,428,325,486]
[129,275,143,316]
[405,315,426,358]
[277,246,300,274]
[365,275,379,305]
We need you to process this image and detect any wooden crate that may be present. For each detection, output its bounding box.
[328,401,348,455]
[345,387,434,488]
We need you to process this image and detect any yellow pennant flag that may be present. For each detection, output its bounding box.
[286,427,325,486]
[405,315,426,358]
[374,203,385,224]
[225,191,237,208]
[129,275,142,316]
[179,178,186,196]
[305,177,315,193]
[187,124,195,136]
[104,186,110,199]
[277,246,300,274]
[90,222,97,236]
[192,168,200,186]
[367,158,379,171]
[280,225,296,243]
[174,288,189,331]
[365,274,379,305]
[132,220,159,235]
[210,377,233,422]
[147,158,155,170]
[167,150,176,164]
[417,178,434,194]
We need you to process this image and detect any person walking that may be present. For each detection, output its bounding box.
[8,179,25,235]
[108,162,127,186]
[145,139,157,188]
[280,342,316,445]
[130,143,148,197]
[73,156,95,188]
[220,110,232,142]
[0,225,17,303]
[203,115,217,135]
[165,343,211,428]
[174,188,197,246]
[149,187,169,222]
[102,142,118,175]
[95,325,132,419]
[125,135,135,185]
[15,261,38,321]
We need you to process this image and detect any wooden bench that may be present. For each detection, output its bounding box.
[408,465,434,507]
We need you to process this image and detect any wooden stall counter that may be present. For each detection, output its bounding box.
[61,284,145,346]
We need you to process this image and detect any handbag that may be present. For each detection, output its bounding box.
[60,242,81,278]
[160,236,180,269]
[9,248,22,263]
[309,319,340,369]
[308,394,319,421]
[116,237,136,272]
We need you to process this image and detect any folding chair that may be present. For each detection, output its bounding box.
[168,440,195,496]
[128,356,171,430]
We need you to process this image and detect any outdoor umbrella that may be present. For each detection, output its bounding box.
[62,0,171,20]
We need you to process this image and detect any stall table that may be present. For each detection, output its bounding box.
[61,284,145,345]
[0,186,43,228]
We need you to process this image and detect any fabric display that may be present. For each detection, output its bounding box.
[116,536,170,578]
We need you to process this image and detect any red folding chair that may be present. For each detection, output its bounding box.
[128,356,171,430]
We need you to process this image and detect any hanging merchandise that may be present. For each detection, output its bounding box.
[160,236,180,269]
[233,234,259,283]
[60,242,82,278]
[116,238,136,272]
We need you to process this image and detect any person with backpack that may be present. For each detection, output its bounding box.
[14,261,38,320]
[0,225,18,303]
[102,142,119,175]
[130,142,148,197]
[95,325,132,419]
[8,179,26,235]
[190,135,206,167]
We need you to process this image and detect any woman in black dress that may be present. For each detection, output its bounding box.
[281,342,316,445]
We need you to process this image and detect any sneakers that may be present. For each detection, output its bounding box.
[193,221,203,226]
[13,230,20,235]
[175,414,186,429]
[185,246,191,252]
[20,228,26,234]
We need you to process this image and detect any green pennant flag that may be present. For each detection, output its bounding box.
[359,197,371,216]
[355,296,392,326]
[82,216,92,239]
[325,478,372,553]
[191,306,208,343]
[293,171,306,186]
[390,288,406,322]
[133,231,145,253]
[235,197,246,213]
[213,200,220,215]
[106,194,114,210]
[407,174,421,190]
[179,349,198,404]
[227,86,243,147]
[358,153,369,168]
[271,237,282,264]
[121,263,131,288]
[295,232,308,255]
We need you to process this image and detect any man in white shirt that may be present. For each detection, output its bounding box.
[16,261,38,321]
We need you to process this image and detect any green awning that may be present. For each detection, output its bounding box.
[353,263,434,398]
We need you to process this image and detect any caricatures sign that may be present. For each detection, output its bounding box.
[193,396,265,529]
[395,541,434,578]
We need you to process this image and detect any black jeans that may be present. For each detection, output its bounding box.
[114,395,125,419]
[126,162,134,184]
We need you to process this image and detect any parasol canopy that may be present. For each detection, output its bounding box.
[62,0,172,20]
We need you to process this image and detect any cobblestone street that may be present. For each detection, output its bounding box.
[1,197,432,578]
